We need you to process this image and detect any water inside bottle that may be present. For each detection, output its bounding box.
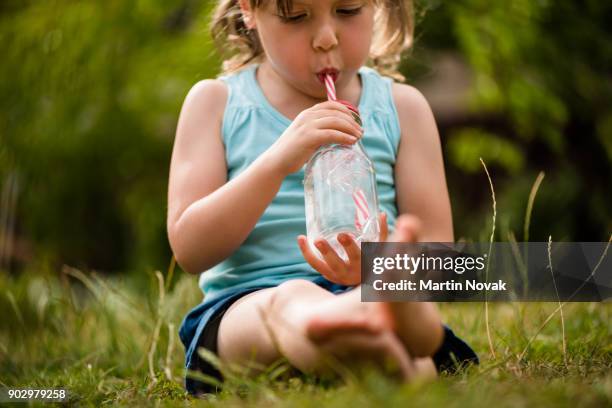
[304,143,380,261]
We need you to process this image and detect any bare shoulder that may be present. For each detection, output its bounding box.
[181,78,228,124]
[391,82,436,132]
[187,78,228,101]
[391,82,428,107]
[390,82,442,153]
[168,79,229,229]
[174,78,228,149]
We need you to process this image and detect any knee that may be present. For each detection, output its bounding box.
[269,279,324,313]
[412,323,444,358]
[277,278,320,293]
[409,313,445,358]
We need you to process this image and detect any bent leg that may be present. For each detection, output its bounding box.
[217,279,336,372]
[216,279,414,378]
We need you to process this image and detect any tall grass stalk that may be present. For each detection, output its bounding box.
[547,236,567,368]
[523,172,545,242]
[147,271,166,388]
[166,256,176,292]
[479,158,496,359]
[165,322,177,381]
[508,172,545,353]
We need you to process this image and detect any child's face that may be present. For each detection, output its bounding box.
[249,0,374,98]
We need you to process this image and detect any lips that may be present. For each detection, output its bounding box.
[316,68,339,84]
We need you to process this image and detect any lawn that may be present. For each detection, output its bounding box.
[0,262,610,407]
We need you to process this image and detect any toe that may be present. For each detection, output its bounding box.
[306,314,384,342]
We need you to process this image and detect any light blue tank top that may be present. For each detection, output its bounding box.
[199,64,401,301]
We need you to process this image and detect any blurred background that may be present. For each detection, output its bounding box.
[1,0,610,278]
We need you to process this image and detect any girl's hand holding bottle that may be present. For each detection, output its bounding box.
[297,212,389,286]
[265,101,364,175]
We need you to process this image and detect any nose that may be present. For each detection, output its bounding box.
[312,20,338,52]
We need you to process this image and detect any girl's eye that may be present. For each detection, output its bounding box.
[337,7,362,16]
[280,13,307,23]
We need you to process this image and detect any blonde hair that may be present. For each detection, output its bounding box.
[210,0,414,82]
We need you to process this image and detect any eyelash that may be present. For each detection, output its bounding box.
[280,7,363,23]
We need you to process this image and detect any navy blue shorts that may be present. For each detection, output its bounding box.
[179,276,478,396]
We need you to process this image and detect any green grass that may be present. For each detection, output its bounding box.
[0,263,610,407]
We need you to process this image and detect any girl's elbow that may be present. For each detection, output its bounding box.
[169,243,198,275]
[172,250,201,275]
[168,224,201,275]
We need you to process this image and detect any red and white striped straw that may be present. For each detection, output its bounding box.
[353,188,370,231]
[323,74,369,230]
[324,74,337,101]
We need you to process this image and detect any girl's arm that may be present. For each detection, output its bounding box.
[392,83,454,242]
[167,80,286,274]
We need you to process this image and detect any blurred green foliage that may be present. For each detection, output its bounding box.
[412,0,611,242]
[1,0,219,272]
[0,0,610,273]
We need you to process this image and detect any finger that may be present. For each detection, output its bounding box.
[315,329,386,358]
[308,107,360,125]
[306,315,385,342]
[313,129,358,146]
[312,115,363,138]
[310,105,363,132]
[378,331,415,381]
[379,212,388,242]
[314,238,348,275]
[313,101,355,117]
[337,233,360,266]
[389,214,422,242]
[297,235,340,280]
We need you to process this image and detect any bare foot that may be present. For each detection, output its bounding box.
[304,288,390,342]
[313,327,416,380]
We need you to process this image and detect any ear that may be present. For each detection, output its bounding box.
[238,0,256,30]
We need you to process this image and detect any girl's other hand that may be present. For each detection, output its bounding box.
[297,212,389,285]
[266,101,364,175]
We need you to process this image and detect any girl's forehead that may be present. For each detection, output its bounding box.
[257,0,374,9]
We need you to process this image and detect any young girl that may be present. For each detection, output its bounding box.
[169,0,478,396]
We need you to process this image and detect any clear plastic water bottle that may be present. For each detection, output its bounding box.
[303,102,380,261]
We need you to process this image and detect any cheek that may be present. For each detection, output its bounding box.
[259,25,306,58]
[342,19,373,61]
[259,26,310,71]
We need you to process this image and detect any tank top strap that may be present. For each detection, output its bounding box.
[357,66,401,148]
[217,65,258,108]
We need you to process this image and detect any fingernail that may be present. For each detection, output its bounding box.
[338,234,348,244]
[315,242,326,252]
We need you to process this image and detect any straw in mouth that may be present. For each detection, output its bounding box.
[324,74,337,101]
[323,74,362,126]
